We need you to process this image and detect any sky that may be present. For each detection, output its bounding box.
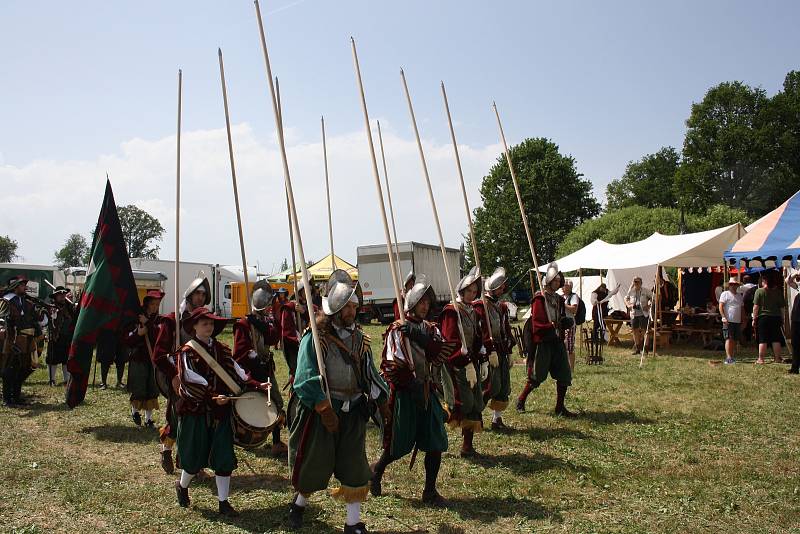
[1,0,798,273]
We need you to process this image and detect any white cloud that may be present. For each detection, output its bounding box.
[1,123,501,273]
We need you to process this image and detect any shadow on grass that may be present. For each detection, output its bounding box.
[462,452,588,476]
[397,495,560,525]
[197,501,336,533]
[228,472,290,493]
[527,426,588,441]
[12,400,68,416]
[579,410,654,425]
[79,424,160,444]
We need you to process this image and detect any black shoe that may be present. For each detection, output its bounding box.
[161,450,175,474]
[175,481,190,508]
[116,382,125,389]
[218,500,239,517]
[422,489,448,508]
[287,497,305,530]
[344,522,369,534]
[369,465,382,497]
[132,412,142,426]
[789,368,799,375]
[2,399,17,408]
[515,400,526,413]
[554,406,577,418]
[49,380,56,387]
[145,420,156,430]
[491,418,512,432]
[99,383,108,390]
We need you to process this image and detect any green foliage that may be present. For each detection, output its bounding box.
[54,233,89,269]
[469,138,600,284]
[606,147,681,210]
[117,205,165,259]
[557,204,753,258]
[0,235,18,263]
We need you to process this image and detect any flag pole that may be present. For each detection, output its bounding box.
[400,69,466,350]
[376,120,403,295]
[441,81,492,342]
[254,1,329,402]
[322,116,336,271]
[175,69,182,348]
[218,49,251,313]
[492,102,550,322]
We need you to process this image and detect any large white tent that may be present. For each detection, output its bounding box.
[543,223,746,312]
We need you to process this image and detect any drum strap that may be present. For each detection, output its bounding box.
[186,339,242,395]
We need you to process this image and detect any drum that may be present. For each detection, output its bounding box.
[155,368,172,399]
[232,389,280,449]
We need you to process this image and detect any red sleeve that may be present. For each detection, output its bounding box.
[393,299,400,321]
[265,316,281,346]
[531,294,554,343]
[153,315,177,379]
[280,303,298,344]
[232,318,253,362]
[441,307,469,367]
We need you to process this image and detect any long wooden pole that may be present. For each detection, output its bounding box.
[400,69,466,349]
[254,1,329,401]
[218,49,252,314]
[492,102,550,322]
[275,77,301,330]
[376,120,403,292]
[175,69,182,348]
[321,116,336,271]
[441,81,492,342]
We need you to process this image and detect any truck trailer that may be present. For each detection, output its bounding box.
[357,241,462,324]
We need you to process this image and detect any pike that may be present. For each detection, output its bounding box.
[400,69,467,350]
[218,49,252,313]
[175,69,182,349]
[254,0,330,402]
[441,82,492,342]
[376,120,403,290]
[43,279,74,305]
[275,77,302,337]
[492,102,550,322]
[321,116,336,270]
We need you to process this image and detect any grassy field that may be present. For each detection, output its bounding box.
[1,322,798,534]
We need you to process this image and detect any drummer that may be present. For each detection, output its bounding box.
[233,281,285,457]
[173,307,271,516]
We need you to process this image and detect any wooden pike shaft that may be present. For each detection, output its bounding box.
[441,81,492,341]
[175,69,182,349]
[276,77,301,333]
[321,116,336,270]
[218,49,252,312]
[350,38,407,325]
[254,0,329,401]
[400,69,466,348]
[376,120,403,293]
[492,102,549,321]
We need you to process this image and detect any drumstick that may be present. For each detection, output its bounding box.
[266,377,272,407]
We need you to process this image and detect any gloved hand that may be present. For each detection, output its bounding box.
[488,353,499,368]
[465,364,478,387]
[314,399,339,433]
[399,321,432,347]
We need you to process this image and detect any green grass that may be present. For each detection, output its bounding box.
[2,323,799,534]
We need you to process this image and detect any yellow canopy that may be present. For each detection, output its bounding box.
[288,253,358,282]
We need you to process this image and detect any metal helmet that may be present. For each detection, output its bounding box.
[251,280,275,312]
[295,278,306,297]
[183,275,211,306]
[403,270,416,289]
[404,274,434,313]
[457,266,481,294]
[327,269,353,294]
[485,267,507,293]
[323,280,358,316]
[544,262,563,289]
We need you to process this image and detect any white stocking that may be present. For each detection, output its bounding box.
[179,470,194,489]
[492,410,502,422]
[61,364,70,383]
[294,493,308,507]
[345,501,361,526]
[216,475,231,502]
[144,409,153,423]
[48,365,57,383]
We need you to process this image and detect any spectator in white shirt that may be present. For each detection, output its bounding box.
[562,281,580,371]
[625,277,652,354]
[718,277,743,364]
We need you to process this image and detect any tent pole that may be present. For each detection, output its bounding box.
[653,266,661,357]
[579,268,583,363]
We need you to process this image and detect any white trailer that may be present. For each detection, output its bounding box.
[357,241,462,324]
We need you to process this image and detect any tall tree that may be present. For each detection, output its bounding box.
[760,70,800,206]
[54,234,89,269]
[606,147,680,210]
[117,205,165,259]
[0,235,18,263]
[677,81,770,215]
[469,137,600,284]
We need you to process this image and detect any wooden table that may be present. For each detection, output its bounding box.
[603,318,626,346]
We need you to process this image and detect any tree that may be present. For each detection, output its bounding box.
[54,234,89,269]
[759,70,800,207]
[606,147,681,210]
[557,204,752,259]
[117,205,165,259]
[469,138,600,284]
[280,258,289,271]
[677,81,770,215]
[0,235,18,263]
